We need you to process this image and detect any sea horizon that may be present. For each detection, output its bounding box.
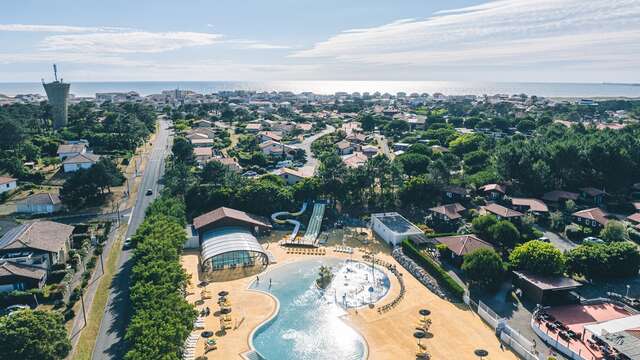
[1,80,640,98]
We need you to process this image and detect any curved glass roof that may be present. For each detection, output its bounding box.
[201,226,267,263]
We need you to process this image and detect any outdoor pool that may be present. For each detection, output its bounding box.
[250,258,390,360]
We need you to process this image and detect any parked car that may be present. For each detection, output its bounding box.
[242,171,258,177]
[123,237,133,249]
[145,189,153,196]
[538,236,550,243]
[3,304,30,315]
[583,236,605,245]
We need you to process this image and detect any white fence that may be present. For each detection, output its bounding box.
[501,332,541,360]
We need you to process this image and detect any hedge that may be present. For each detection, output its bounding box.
[401,240,465,300]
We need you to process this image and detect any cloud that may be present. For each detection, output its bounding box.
[0,23,128,33]
[0,52,148,66]
[40,31,224,53]
[290,0,640,70]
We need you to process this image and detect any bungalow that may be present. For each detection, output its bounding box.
[0,221,73,271]
[627,213,640,230]
[431,145,449,154]
[187,127,216,139]
[186,132,209,141]
[342,152,368,169]
[510,198,549,216]
[245,123,262,133]
[57,142,87,160]
[258,131,283,143]
[542,190,580,207]
[190,138,215,148]
[273,167,311,185]
[62,153,100,173]
[480,203,524,221]
[392,143,411,152]
[572,207,609,229]
[434,234,494,266]
[336,140,356,155]
[216,157,242,173]
[193,147,213,164]
[361,145,379,158]
[193,119,213,128]
[296,123,313,132]
[428,203,466,229]
[0,176,17,194]
[441,185,467,202]
[259,140,295,159]
[579,187,607,206]
[0,261,47,292]
[16,193,62,214]
[346,133,367,144]
[480,183,507,201]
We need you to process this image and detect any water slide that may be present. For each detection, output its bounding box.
[271,202,308,242]
[302,203,326,244]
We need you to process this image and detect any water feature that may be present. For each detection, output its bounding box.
[250,258,390,360]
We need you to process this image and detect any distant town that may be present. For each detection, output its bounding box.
[1,71,640,360]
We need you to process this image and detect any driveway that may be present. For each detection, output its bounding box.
[534,225,577,252]
[91,118,173,360]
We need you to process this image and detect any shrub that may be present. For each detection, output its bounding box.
[509,240,565,276]
[401,240,465,300]
[565,224,584,242]
[462,248,505,291]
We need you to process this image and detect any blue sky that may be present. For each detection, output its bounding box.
[1,0,639,82]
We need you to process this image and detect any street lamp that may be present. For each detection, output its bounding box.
[627,284,631,298]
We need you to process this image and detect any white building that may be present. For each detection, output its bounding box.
[57,142,87,160]
[62,153,100,173]
[371,212,423,246]
[17,193,62,214]
[0,176,17,194]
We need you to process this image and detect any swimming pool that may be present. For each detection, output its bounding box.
[250,258,390,360]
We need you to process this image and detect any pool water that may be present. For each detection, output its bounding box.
[250,258,390,360]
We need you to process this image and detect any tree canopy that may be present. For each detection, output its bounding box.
[509,240,565,276]
[0,310,71,360]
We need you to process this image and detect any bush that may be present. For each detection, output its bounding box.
[509,240,565,276]
[462,248,505,291]
[565,224,584,241]
[566,241,640,279]
[401,240,465,300]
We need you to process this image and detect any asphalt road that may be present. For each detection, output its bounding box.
[291,124,335,173]
[91,119,173,360]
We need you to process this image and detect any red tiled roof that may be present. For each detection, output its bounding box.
[573,207,609,226]
[627,213,640,224]
[193,207,272,231]
[429,203,465,220]
[0,176,17,185]
[542,190,579,202]
[511,198,549,212]
[481,203,524,218]
[435,234,494,256]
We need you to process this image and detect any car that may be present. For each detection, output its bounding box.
[123,237,133,249]
[538,236,550,243]
[4,304,30,315]
[583,236,605,245]
[242,171,258,177]
[145,189,153,196]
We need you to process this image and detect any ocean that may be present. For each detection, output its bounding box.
[1,80,639,98]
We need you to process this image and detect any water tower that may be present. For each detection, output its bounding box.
[42,64,70,129]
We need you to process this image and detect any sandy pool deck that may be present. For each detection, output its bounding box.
[180,235,518,360]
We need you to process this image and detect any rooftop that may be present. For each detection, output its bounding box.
[372,212,423,235]
[0,221,73,253]
[0,261,47,281]
[193,207,272,231]
[435,234,494,256]
[513,270,582,291]
[18,193,61,206]
[429,203,465,220]
[573,207,609,226]
[62,152,100,164]
[0,176,17,185]
[511,197,549,212]
[481,203,524,218]
[542,190,579,202]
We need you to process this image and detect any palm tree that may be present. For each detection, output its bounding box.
[316,266,334,289]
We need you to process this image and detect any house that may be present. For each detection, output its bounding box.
[193,119,213,128]
[480,184,507,200]
[480,203,524,220]
[579,187,607,206]
[0,221,73,271]
[0,176,17,194]
[336,140,356,155]
[296,123,313,132]
[431,145,449,154]
[186,132,209,140]
[346,133,367,144]
[258,131,283,143]
[57,142,87,160]
[434,234,494,266]
[510,198,549,215]
[572,207,610,229]
[16,193,62,214]
[216,157,242,173]
[187,127,216,139]
[190,138,215,148]
[441,185,467,202]
[392,143,411,151]
[193,206,272,235]
[361,145,379,158]
[627,213,640,230]
[273,167,311,185]
[371,212,424,246]
[542,190,580,207]
[259,140,295,158]
[245,123,262,133]
[342,152,368,169]
[0,261,48,292]
[428,203,466,230]
[62,153,100,173]
[193,147,213,164]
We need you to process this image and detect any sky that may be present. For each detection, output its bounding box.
[1,0,639,83]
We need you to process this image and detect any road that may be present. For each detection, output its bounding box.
[374,134,394,160]
[534,225,577,252]
[291,125,335,174]
[91,119,173,360]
